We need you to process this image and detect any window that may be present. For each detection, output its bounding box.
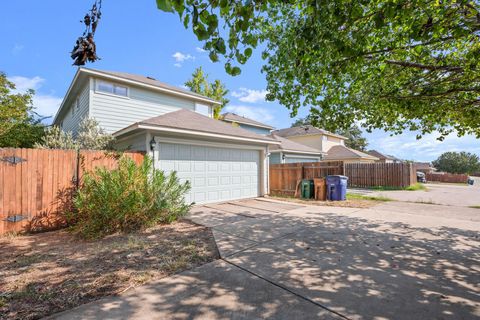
[340,140,344,145]
[96,80,128,97]
[195,103,211,117]
[76,97,80,112]
[322,135,328,141]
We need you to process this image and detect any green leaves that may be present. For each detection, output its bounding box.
[156,0,173,12]
[157,0,480,138]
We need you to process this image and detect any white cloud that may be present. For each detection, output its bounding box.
[367,130,480,162]
[231,87,268,103]
[172,51,195,67]
[12,43,24,54]
[8,75,62,119]
[8,75,44,91]
[224,105,274,123]
[195,47,206,53]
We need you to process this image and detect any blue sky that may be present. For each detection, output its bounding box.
[1,1,479,161]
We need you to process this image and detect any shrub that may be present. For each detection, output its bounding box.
[36,118,114,150]
[70,156,192,239]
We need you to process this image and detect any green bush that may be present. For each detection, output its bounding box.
[71,156,192,239]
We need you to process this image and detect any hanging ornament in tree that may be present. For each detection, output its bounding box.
[71,0,102,66]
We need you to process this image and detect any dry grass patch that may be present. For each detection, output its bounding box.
[269,195,381,208]
[0,220,218,320]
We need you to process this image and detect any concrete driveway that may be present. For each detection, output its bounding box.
[351,182,480,207]
[53,198,480,320]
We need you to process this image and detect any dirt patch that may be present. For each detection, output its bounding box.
[268,196,379,208]
[0,220,218,320]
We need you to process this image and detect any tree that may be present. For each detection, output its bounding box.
[36,118,114,150]
[290,116,368,151]
[184,67,229,119]
[0,115,46,148]
[157,1,480,139]
[432,152,480,174]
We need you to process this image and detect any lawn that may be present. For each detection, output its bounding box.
[0,220,218,320]
[346,193,393,202]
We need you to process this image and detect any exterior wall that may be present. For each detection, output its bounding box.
[286,134,344,153]
[89,77,211,134]
[114,132,147,151]
[286,135,323,151]
[284,156,320,163]
[56,82,90,136]
[237,123,271,135]
[269,153,282,164]
[323,136,344,152]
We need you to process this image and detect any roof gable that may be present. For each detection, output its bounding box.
[220,112,274,130]
[268,134,323,154]
[118,109,278,143]
[324,145,379,161]
[273,125,347,140]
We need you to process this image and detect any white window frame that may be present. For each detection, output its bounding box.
[95,80,130,98]
[322,135,328,141]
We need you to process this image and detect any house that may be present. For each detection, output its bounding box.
[367,150,403,163]
[272,125,347,153]
[268,134,324,164]
[414,162,435,173]
[323,145,379,163]
[53,68,280,204]
[220,112,274,135]
[219,114,323,163]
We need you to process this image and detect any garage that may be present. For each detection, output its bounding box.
[157,141,261,204]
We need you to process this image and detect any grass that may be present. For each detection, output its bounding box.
[405,183,427,191]
[469,205,480,209]
[346,193,393,202]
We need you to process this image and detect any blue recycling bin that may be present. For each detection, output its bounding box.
[326,175,348,201]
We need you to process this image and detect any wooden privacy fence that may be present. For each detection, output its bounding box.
[269,161,417,196]
[269,162,343,197]
[345,162,416,188]
[426,172,468,183]
[0,148,144,235]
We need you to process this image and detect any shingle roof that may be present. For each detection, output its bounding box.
[324,145,379,161]
[82,68,220,104]
[220,112,274,130]
[268,134,323,154]
[367,150,399,160]
[272,125,347,140]
[131,109,278,142]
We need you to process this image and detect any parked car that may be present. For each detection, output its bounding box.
[416,171,427,183]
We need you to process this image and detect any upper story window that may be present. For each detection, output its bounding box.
[195,103,211,117]
[340,140,345,145]
[96,80,129,97]
[322,135,328,141]
[76,97,80,112]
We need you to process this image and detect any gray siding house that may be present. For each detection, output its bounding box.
[54,68,279,204]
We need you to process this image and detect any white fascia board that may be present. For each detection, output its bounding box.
[113,124,281,146]
[82,69,220,105]
[52,68,82,124]
[154,137,266,151]
[269,149,325,155]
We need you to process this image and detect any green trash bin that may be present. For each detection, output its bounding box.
[300,179,314,199]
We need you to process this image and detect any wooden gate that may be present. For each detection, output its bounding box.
[0,148,144,235]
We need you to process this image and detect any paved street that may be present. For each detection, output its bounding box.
[53,197,480,320]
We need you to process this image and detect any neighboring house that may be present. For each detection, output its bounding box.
[367,150,403,163]
[220,112,274,135]
[272,125,347,153]
[323,145,379,163]
[414,162,435,173]
[54,67,280,204]
[268,134,324,164]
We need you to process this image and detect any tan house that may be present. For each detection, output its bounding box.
[323,145,379,163]
[272,125,347,153]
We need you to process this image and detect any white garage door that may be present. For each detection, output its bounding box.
[157,142,260,204]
